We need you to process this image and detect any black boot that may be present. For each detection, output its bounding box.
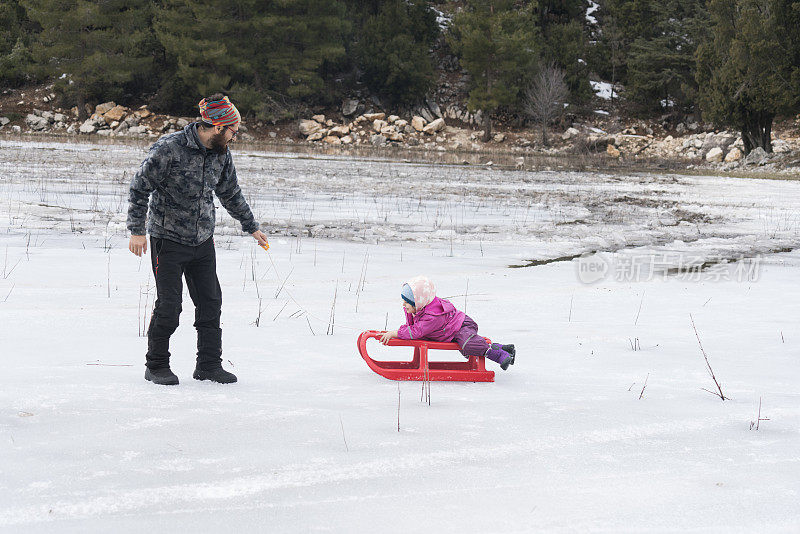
[493,343,515,357]
[492,343,516,370]
[145,367,179,386]
[193,367,237,384]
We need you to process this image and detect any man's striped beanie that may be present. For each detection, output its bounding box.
[198,95,241,127]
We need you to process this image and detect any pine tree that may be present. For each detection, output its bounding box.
[0,0,38,87]
[155,0,350,120]
[593,0,660,90]
[696,0,800,153]
[21,0,159,116]
[532,0,592,102]
[449,0,540,140]
[625,0,705,114]
[353,0,438,106]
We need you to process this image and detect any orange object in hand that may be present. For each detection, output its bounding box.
[260,242,270,252]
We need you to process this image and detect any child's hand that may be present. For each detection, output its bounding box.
[379,330,398,344]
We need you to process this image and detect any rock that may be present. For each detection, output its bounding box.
[53,113,66,123]
[128,125,147,135]
[312,114,326,124]
[124,116,140,127]
[329,125,350,137]
[395,119,408,129]
[11,125,21,134]
[773,139,791,154]
[724,147,743,162]
[342,99,359,117]
[135,108,152,119]
[515,157,525,169]
[687,121,699,131]
[325,119,334,127]
[268,131,277,138]
[95,102,116,115]
[493,133,505,143]
[426,97,442,118]
[517,138,532,147]
[299,119,323,136]
[422,118,445,134]
[110,121,120,129]
[373,119,387,133]
[341,135,354,145]
[370,134,387,146]
[176,118,189,128]
[411,116,426,131]
[96,129,113,137]
[584,136,616,152]
[387,115,399,124]
[702,133,735,152]
[562,127,580,140]
[323,135,341,145]
[745,147,769,166]
[406,137,420,147]
[705,147,724,163]
[0,117,9,126]
[66,124,76,134]
[404,124,416,135]
[306,131,325,141]
[103,105,127,123]
[25,114,49,131]
[664,135,674,142]
[41,111,54,122]
[114,122,129,134]
[362,113,386,121]
[676,123,686,135]
[693,138,703,149]
[418,107,435,123]
[473,110,483,126]
[606,144,621,158]
[385,130,404,142]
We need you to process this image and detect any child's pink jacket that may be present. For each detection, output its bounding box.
[397,297,466,342]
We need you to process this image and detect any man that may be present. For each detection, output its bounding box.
[127,94,269,386]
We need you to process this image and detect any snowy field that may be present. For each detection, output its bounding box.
[1,138,799,532]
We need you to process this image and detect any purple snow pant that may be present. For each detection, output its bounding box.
[451,315,490,358]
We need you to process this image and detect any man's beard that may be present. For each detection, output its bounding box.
[209,131,229,155]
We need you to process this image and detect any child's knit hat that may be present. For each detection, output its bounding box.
[401,283,415,306]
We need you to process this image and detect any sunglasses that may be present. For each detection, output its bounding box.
[224,126,238,139]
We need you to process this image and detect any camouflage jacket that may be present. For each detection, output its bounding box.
[126,123,259,246]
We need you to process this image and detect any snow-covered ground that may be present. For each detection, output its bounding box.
[1,139,799,532]
[590,80,615,101]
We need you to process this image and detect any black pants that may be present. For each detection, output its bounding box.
[146,237,223,371]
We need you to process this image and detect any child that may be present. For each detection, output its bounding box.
[379,275,516,370]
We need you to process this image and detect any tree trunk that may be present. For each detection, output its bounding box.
[741,111,773,154]
[76,92,88,121]
[541,120,548,146]
[481,112,492,142]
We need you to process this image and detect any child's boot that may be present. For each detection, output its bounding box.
[492,343,515,358]
[486,347,515,371]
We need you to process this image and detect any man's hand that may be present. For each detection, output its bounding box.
[380,330,398,344]
[129,235,147,256]
[251,230,269,248]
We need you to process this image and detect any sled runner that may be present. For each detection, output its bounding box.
[357,330,495,382]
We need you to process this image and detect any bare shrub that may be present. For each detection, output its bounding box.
[525,62,569,146]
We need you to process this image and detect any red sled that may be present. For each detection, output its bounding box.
[357,330,495,382]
